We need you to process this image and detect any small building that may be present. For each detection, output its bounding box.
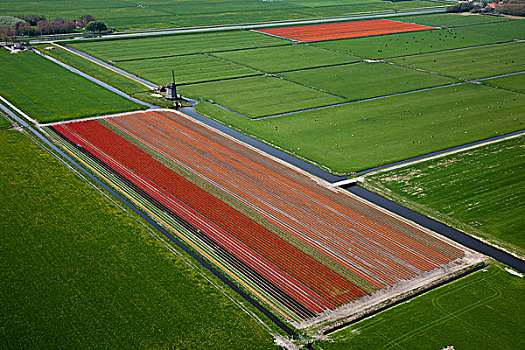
[165,82,177,100]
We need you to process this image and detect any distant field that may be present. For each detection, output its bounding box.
[319,263,525,350]
[0,0,443,30]
[390,42,525,80]
[312,28,505,59]
[395,13,514,27]
[368,136,525,253]
[180,76,343,118]
[70,31,288,62]
[0,130,276,348]
[194,84,524,173]
[460,19,525,40]
[0,50,142,123]
[279,62,457,100]
[486,72,525,93]
[214,44,360,73]
[117,53,258,85]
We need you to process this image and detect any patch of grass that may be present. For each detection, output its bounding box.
[460,19,525,40]
[390,42,525,80]
[279,62,457,100]
[0,50,143,123]
[485,72,525,93]
[0,113,10,128]
[194,84,524,173]
[116,53,259,85]
[181,75,344,118]
[213,44,360,73]
[368,136,525,253]
[312,28,506,59]
[319,263,525,350]
[0,129,276,348]
[70,31,289,62]
[395,13,514,27]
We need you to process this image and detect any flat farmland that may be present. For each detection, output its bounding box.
[390,42,525,80]
[279,62,457,100]
[180,76,344,118]
[460,19,525,40]
[319,263,525,350]
[0,114,10,128]
[0,50,142,123]
[70,31,288,63]
[0,130,275,348]
[486,73,525,93]
[196,83,524,173]
[214,44,360,73]
[312,28,506,59]
[47,110,476,325]
[394,13,514,27]
[117,53,258,85]
[367,136,525,254]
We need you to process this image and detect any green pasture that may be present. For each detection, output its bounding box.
[181,75,343,118]
[0,50,142,123]
[194,83,524,173]
[0,129,276,348]
[214,44,360,73]
[460,19,525,40]
[391,42,525,80]
[485,72,525,93]
[117,53,258,85]
[0,113,10,128]
[368,136,525,253]
[280,62,457,100]
[312,28,506,59]
[320,263,525,350]
[395,13,514,27]
[70,31,288,62]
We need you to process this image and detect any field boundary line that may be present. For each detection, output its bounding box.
[0,95,38,125]
[359,130,525,176]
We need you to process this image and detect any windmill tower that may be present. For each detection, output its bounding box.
[165,70,178,100]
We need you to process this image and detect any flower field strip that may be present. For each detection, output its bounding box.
[46,125,322,321]
[51,120,370,314]
[105,111,465,291]
[254,20,437,43]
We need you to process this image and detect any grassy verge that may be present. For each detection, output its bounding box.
[192,83,523,173]
[0,50,143,123]
[0,129,277,348]
[366,135,525,254]
[390,42,525,80]
[317,263,524,350]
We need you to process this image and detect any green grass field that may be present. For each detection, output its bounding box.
[0,113,10,128]
[367,136,525,253]
[485,73,525,93]
[0,129,276,348]
[396,13,514,27]
[460,19,525,40]
[71,31,288,62]
[319,263,525,350]
[181,75,344,118]
[390,42,525,80]
[279,62,457,100]
[312,28,506,59]
[0,0,443,30]
[0,50,143,123]
[194,83,524,173]
[214,44,360,73]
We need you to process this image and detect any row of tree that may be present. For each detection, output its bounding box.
[0,14,108,38]
[447,0,525,15]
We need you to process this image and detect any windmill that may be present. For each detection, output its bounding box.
[165,70,178,100]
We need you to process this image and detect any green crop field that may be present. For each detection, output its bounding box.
[395,13,514,27]
[214,44,360,73]
[70,31,288,62]
[193,83,524,173]
[486,73,525,93]
[0,50,142,123]
[180,75,344,118]
[0,113,10,128]
[460,19,525,40]
[312,28,506,59]
[320,263,525,350]
[117,53,258,85]
[0,130,276,348]
[390,42,525,80]
[279,62,457,100]
[0,0,443,30]
[367,136,525,253]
